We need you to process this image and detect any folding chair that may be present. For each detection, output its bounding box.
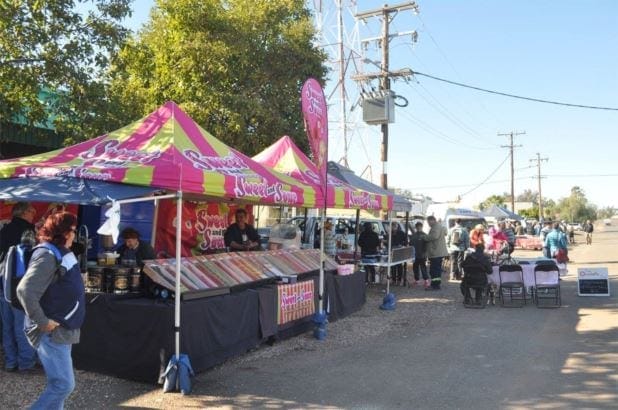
[534,263,561,308]
[498,264,526,307]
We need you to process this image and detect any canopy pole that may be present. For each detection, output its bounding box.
[302,208,308,245]
[313,206,327,340]
[353,209,360,263]
[380,210,396,310]
[113,193,176,206]
[174,192,183,358]
[405,212,410,245]
[151,198,160,248]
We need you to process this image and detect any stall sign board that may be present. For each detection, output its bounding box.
[577,267,610,297]
[277,280,315,325]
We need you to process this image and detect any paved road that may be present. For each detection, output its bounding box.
[4,223,616,409]
[120,223,617,409]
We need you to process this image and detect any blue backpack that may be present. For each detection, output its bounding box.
[1,242,62,310]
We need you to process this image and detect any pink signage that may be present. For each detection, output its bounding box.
[301,78,328,200]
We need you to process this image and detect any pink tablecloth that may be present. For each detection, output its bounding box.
[515,235,543,250]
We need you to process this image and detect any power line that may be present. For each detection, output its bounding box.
[408,175,534,191]
[412,71,618,111]
[459,153,510,197]
[545,173,618,178]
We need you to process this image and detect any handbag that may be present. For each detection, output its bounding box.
[553,248,569,263]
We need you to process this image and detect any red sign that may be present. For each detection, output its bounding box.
[277,280,315,325]
[154,200,253,257]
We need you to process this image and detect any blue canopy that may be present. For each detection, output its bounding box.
[483,204,523,221]
[0,177,160,205]
[327,161,413,212]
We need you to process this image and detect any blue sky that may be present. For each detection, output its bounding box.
[120,1,617,209]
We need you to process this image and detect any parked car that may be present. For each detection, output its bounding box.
[257,227,271,249]
[567,222,582,231]
[287,216,386,251]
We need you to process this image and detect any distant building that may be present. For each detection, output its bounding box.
[504,202,535,213]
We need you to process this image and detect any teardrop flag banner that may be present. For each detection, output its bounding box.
[301,78,328,205]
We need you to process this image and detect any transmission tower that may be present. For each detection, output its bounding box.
[310,0,367,170]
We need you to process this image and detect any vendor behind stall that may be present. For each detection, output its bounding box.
[224,209,260,251]
[118,227,156,267]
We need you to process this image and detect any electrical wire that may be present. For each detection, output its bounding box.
[398,109,500,151]
[408,175,533,191]
[404,80,500,146]
[545,173,618,178]
[412,71,618,111]
[458,153,510,197]
[414,15,507,127]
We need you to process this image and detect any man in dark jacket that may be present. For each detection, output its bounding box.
[358,222,380,283]
[409,222,429,288]
[387,223,407,285]
[0,201,38,372]
[460,244,493,303]
[224,209,261,251]
[117,227,156,268]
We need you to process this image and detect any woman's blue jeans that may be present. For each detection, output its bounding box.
[31,334,75,410]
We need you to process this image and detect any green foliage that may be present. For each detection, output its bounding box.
[516,189,537,202]
[0,1,132,144]
[478,194,506,211]
[109,0,327,155]
[553,186,597,222]
[518,208,539,219]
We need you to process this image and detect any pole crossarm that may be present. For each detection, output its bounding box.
[355,2,419,19]
[351,68,413,82]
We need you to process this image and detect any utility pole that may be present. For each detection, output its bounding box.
[499,131,525,212]
[353,2,418,190]
[530,153,548,221]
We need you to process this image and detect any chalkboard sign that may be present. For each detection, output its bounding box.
[578,268,610,297]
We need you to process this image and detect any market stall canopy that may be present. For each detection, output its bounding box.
[327,162,413,213]
[0,176,159,205]
[252,136,392,211]
[0,102,320,207]
[483,205,523,221]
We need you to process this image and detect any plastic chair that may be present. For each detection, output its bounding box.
[534,263,561,308]
[498,264,526,307]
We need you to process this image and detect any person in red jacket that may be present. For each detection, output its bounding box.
[469,224,485,249]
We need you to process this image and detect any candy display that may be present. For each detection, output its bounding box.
[143,249,337,293]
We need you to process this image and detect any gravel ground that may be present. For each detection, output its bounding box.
[0,270,460,409]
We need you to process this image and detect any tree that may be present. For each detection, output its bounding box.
[516,189,538,203]
[0,1,132,145]
[478,194,506,211]
[554,186,597,222]
[109,0,327,155]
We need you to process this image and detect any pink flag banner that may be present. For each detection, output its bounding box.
[301,78,328,199]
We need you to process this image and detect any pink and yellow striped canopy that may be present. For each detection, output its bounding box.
[0,102,320,207]
[253,136,392,210]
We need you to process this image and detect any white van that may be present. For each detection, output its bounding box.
[424,204,486,231]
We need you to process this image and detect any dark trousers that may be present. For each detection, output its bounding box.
[429,257,443,288]
[392,263,404,284]
[365,265,376,283]
[450,251,465,278]
[412,258,428,280]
